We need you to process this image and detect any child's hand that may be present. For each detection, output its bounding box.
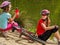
[35,33,38,38]
[54,25,59,30]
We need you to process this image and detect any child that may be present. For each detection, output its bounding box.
[36,9,60,45]
[0,1,16,38]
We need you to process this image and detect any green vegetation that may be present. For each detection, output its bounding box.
[0,0,60,33]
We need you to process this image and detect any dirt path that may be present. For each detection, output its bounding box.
[0,31,58,45]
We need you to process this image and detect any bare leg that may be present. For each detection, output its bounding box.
[54,31,60,41]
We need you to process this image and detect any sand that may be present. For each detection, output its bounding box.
[0,31,57,45]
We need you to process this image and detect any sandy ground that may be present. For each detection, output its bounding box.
[0,31,58,45]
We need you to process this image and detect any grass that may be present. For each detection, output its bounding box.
[0,0,60,33]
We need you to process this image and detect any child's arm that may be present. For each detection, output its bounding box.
[8,14,16,22]
[41,23,55,31]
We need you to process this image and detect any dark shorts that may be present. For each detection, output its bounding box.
[38,27,58,41]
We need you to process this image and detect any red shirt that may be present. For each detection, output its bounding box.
[37,19,45,36]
